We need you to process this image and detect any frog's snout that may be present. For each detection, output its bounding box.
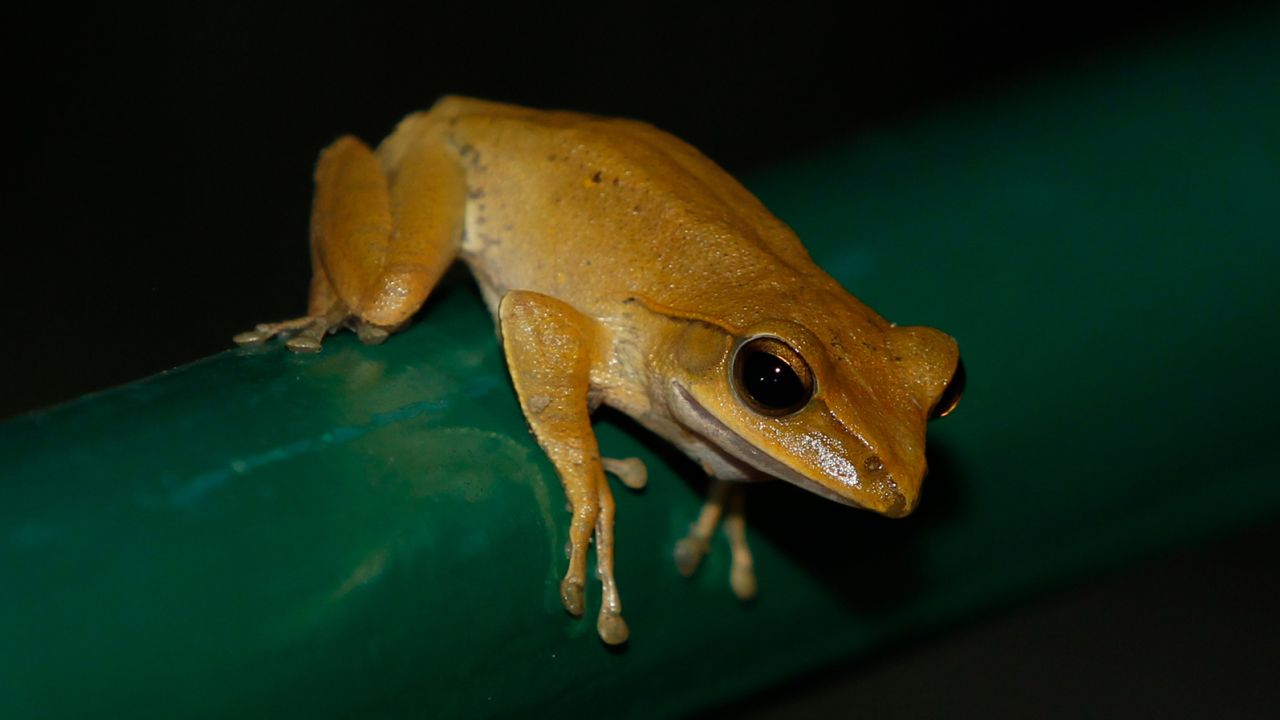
[879,483,915,519]
[861,459,921,519]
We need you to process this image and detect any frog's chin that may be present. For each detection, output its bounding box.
[670,383,864,509]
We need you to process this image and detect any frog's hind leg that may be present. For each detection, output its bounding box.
[235,123,464,351]
[499,290,631,645]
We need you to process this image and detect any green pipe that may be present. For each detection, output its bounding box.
[4,10,1279,717]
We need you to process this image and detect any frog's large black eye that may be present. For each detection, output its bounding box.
[930,356,965,419]
[732,337,814,416]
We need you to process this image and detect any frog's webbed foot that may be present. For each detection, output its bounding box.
[675,479,756,601]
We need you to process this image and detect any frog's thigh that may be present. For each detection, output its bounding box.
[309,136,392,321]
[311,134,465,330]
[498,290,629,644]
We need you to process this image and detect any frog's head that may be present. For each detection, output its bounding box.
[666,314,962,518]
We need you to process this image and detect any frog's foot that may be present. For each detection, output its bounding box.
[555,473,630,646]
[602,456,647,490]
[232,301,346,352]
[675,480,756,600]
[234,303,393,353]
[674,480,729,577]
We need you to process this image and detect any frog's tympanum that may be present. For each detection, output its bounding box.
[237,97,964,645]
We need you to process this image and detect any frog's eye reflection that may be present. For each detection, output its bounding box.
[732,337,814,416]
[930,356,965,420]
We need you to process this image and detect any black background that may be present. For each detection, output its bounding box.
[4,0,1246,419]
[7,2,1276,717]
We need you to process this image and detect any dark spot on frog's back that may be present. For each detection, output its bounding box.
[592,171,603,184]
[863,455,884,473]
[467,186,486,200]
[458,144,484,169]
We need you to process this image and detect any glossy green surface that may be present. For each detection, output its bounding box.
[3,12,1279,718]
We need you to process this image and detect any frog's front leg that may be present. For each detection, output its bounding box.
[498,290,630,645]
[723,486,757,600]
[675,479,757,601]
[236,127,464,351]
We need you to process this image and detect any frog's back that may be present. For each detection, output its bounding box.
[384,97,866,332]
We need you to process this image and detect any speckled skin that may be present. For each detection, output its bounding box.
[237,96,961,644]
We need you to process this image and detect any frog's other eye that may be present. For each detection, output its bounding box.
[732,337,814,416]
[929,356,965,419]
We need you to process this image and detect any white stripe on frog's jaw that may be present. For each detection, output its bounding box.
[670,382,868,509]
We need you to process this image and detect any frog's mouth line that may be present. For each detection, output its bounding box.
[671,383,863,508]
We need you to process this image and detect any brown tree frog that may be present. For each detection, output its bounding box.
[236,96,964,645]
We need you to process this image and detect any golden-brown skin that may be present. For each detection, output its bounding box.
[236,96,962,645]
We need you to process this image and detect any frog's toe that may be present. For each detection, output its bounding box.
[724,487,756,601]
[597,609,629,646]
[730,562,757,601]
[233,304,350,353]
[233,318,312,346]
[559,577,586,617]
[232,326,276,345]
[284,334,323,352]
[673,536,709,577]
[602,456,647,490]
[283,320,335,353]
[353,318,392,345]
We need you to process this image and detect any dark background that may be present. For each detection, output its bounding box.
[4,0,1251,419]
[7,2,1275,717]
